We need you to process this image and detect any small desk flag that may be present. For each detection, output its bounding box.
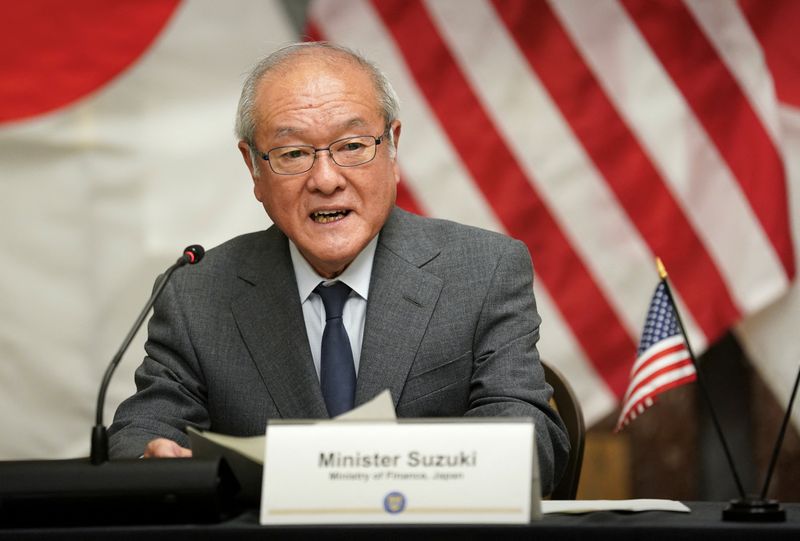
[616,281,697,431]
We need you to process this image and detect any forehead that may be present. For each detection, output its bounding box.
[253,54,382,140]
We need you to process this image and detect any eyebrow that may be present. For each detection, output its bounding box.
[271,118,370,140]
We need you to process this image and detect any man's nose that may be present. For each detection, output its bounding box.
[308,151,346,193]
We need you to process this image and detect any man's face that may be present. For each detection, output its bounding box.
[239,56,401,278]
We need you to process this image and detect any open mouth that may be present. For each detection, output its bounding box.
[311,209,350,224]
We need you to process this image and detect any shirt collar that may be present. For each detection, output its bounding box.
[289,235,378,303]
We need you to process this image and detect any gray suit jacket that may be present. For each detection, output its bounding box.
[108,207,569,493]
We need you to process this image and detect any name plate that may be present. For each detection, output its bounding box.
[260,419,539,524]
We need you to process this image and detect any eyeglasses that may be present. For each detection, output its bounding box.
[258,128,389,175]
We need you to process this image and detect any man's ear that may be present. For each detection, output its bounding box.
[238,140,258,180]
[238,140,264,202]
[390,121,402,184]
[391,120,402,153]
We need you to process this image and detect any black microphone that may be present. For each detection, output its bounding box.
[182,244,205,265]
[91,245,205,464]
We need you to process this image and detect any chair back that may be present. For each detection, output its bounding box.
[542,359,586,499]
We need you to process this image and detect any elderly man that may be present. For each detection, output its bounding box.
[109,42,569,494]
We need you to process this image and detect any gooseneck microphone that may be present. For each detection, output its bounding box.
[91,245,205,464]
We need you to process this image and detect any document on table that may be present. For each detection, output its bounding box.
[542,499,691,514]
[188,389,396,465]
[188,389,397,503]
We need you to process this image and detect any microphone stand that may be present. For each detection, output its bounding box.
[91,245,202,464]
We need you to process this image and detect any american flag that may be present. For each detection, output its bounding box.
[307,0,798,426]
[616,280,696,431]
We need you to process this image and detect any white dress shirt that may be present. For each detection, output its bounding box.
[289,236,377,380]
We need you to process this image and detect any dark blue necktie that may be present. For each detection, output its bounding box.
[315,281,356,417]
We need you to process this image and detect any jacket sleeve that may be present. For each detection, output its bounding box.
[107,275,210,458]
[464,238,571,495]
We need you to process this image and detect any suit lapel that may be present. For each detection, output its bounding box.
[356,209,443,408]
[230,228,328,419]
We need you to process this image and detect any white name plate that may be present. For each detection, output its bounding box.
[260,419,540,525]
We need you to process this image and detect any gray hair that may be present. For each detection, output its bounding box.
[235,42,400,172]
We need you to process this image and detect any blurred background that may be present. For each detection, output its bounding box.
[1,0,798,501]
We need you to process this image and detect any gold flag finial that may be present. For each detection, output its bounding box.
[656,257,668,279]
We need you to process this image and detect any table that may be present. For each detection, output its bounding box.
[2,501,798,540]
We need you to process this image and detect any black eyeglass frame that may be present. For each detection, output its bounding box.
[257,127,391,176]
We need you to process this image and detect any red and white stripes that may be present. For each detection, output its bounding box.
[308,0,797,425]
[616,335,695,430]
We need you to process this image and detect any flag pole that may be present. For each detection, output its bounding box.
[655,258,747,499]
[758,365,800,500]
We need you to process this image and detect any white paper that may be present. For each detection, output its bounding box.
[542,499,691,514]
[189,389,397,464]
[188,428,264,463]
[331,389,397,421]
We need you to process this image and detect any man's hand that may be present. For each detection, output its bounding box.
[143,438,193,458]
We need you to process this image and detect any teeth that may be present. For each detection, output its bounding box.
[312,210,348,223]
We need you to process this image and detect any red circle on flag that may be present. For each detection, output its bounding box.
[0,0,181,124]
